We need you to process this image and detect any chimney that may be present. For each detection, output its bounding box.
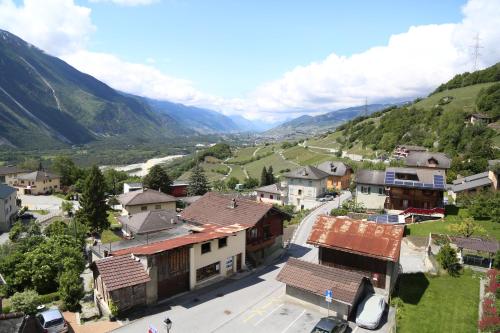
[229,198,237,209]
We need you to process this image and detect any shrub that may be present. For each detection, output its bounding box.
[330,208,349,216]
[436,243,460,276]
[109,300,119,317]
[10,290,40,315]
[38,291,60,305]
[2,305,11,314]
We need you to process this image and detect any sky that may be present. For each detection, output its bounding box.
[1,0,500,122]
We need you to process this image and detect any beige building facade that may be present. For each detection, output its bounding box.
[9,171,60,195]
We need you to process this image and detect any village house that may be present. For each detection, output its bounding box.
[277,258,369,320]
[118,189,177,215]
[0,184,18,232]
[9,171,60,195]
[393,145,427,159]
[255,182,288,206]
[92,223,246,312]
[316,161,353,191]
[0,166,29,184]
[488,159,499,190]
[450,172,495,200]
[384,167,446,213]
[283,166,329,210]
[467,113,493,125]
[170,180,189,197]
[354,170,387,210]
[181,192,288,266]
[404,151,451,174]
[307,215,404,296]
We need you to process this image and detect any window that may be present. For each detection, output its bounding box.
[298,189,302,195]
[249,228,258,239]
[378,187,384,195]
[218,237,227,248]
[361,186,371,194]
[201,242,211,254]
[263,225,271,240]
[276,194,281,200]
[141,206,147,211]
[270,194,274,200]
[308,180,312,186]
[155,204,161,209]
[260,193,264,198]
[196,262,220,282]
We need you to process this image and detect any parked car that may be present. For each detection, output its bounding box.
[355,294,386,329]
[324,195,334,201]
[19,213,35,220]
[36,309,68,333]
[311,316,348,333]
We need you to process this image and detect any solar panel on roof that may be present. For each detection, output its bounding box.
[385,171,395,185]
[395,180,405,185]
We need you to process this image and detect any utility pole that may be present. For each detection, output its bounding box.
[471,33,483,72]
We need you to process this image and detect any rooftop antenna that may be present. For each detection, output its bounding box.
[471,33,483,72]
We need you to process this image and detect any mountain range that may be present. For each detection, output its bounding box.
[264,103,399,138]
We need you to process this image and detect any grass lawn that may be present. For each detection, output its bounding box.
[100,229,122,243]
[31,209,49,215]
[244,152,297,179]
[406,207,500,240]
[392,270,481,333]
[229,146,259,163]
[228,164,246,181]
[107,211,120,227]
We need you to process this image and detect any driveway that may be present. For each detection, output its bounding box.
[113,192,353,333]
[18,194,63,212]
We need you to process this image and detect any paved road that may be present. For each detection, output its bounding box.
[18,194,63,212]
[114,193,352,333]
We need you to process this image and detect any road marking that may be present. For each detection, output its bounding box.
[254,303,284,326]
[280,309,306,333]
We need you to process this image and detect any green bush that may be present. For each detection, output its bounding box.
[10,290,40,315]
[2,305,11,314]
[59,270,84,311]
[109,300,119,317]
[330,208,349,216]
[38,291,60,305]
[436,243,460,276]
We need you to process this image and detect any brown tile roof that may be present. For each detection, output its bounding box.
[307,216,404,262]
[276,258,365,305]
[111,230,229,256]
[180,192,283,228]
[118,188,177,206]
[93,255,150,291]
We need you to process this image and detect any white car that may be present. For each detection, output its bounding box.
[36,309,69,333]
[355,294,386,329]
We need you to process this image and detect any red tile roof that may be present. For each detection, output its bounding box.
[180,192,282,228]
[307,215,404,262]
[111,231,226,256]
[93,255,151,291]
[277,258,365,305]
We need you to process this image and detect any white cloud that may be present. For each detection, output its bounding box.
[0,0,499,122]
[0,0,95,55]
[89,0,159,6]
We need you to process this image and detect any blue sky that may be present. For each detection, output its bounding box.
[84,0,466,98]
[2,0,499,120]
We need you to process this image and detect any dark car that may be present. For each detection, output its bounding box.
[19,213,35,220]
[311,316,348,333]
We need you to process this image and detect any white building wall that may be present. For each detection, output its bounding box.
[355,184,386,210]
[287,178,327,210]
[189,230,246,289]
[0,189,18,232]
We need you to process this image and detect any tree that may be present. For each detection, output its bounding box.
[77,165,109,233]
[44,220,68,238]
[104,169,129,195]
[188,165,209,196]
[212,179,227,192]
[436,243,460,275]
[267,166,275,185]
[61,201,74,216]
[244,177,259,189]
[59,270,84,311]
[494,251,500,269]
[226,177,239,191]
[52,156,82,187]
[260,166,268,186]
[143,165,172,194]
[448,218,485,238]
[10,290,40,315]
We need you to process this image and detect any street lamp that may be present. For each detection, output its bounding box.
[164,318,172,333]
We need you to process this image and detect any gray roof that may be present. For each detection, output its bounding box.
[0,166,29,176]
[355,169,385,185]
[488,160,500,169]
[388,167,445,184]
[118,210,181,235]
[396,145,427,152]
[283,165,330,180]
[405,151,451,169]
[471,113,492,119]
[255,183,287,194]
[316,161,351,176]
[16,171,59,181]
[451,172,492,192]
[118,188,177,206]
[450,236,499,253]
[124,182,142,188]
[0,184,16,199]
